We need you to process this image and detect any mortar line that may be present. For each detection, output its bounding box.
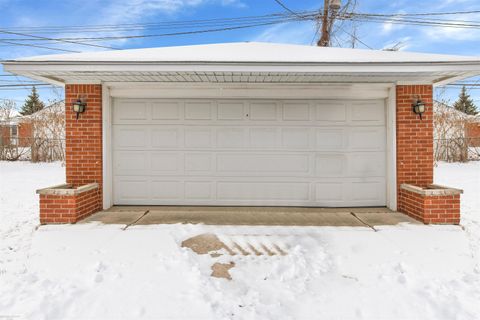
[350,212,378,232]
[123,210,150,230]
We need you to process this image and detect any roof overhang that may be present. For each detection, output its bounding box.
[3,42,480,86]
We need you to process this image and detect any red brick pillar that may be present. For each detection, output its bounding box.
[396,85,434,190]
[396,85,461,224]
[65,84,103,213]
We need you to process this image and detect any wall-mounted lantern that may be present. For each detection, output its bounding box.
[72,98,86,120]
[412,99,426,120]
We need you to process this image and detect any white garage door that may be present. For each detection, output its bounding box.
[112,99,386,206]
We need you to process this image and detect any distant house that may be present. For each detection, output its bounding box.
[0,110,33,147]
[433,100,480,160]
[466,115,480,147]
[0,102,65,160]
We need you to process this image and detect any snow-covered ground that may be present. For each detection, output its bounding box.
[0,161,479,319]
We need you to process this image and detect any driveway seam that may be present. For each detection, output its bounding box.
[123,210,150,230]
[350,212,378,232]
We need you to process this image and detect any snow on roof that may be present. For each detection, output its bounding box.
[434,100,479,121]
[22,101,65,119]
[11,42,480,64]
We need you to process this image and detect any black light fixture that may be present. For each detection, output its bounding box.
[72,98,86,120]
[412,99,426,120]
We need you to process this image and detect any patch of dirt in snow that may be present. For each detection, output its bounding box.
[211,262,235,280]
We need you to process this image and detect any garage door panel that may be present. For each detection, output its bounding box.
[249,128,277,148]
[351,180,386,203]
[114,101,149,122]
[151,153,179,173]
[316,102,347,122]
[185,101,213,120]
[315,182,344,202]
[249,102,277,120]
[113,98,387,206]
[216,153,310,175]
[185,153,212,173]
[316,129,345,149]
[184,128,212,148]
[151,101,181,120]
[152,128,179,148]
[348,152,386,177]
[113,151,149,175]
[316,155,346,177]
[151,181,181,200]
[185,181,213,200]
[349,127,386,150]
[351,101,385,124]
[114,127,148,148]
[115,179,149,201]
[283,103,310,121]
[282,128,310,149]
[217,128,245,148]
[217,102,245,120]
[217,182,310,201]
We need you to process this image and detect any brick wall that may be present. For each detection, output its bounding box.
[466,122,480,147]
[39,186,101,224]
[65,84,103,210]
[0,126,10,145]
[18,121,33,147]
[398,187,461,224]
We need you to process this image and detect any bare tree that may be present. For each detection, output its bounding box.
[30,101,65,162]
[434,99,478,162]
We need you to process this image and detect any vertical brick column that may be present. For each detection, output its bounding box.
[396,85,434,191]
[65,84,103,213]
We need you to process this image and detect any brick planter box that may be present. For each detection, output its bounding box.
[398,184,462,225]
[37,183,101,224]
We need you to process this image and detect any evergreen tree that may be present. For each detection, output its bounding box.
[453,85,478,115]
[20,86,45,116]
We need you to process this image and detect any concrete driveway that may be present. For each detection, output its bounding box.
[81,206,419,227]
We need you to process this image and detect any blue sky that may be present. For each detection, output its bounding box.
[1,0,479,108]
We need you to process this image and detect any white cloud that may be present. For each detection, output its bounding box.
[251,22,317,45]
[99,0,246,25]
[423,26,480,42]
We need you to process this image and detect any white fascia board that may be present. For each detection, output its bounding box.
[5,61,480,74]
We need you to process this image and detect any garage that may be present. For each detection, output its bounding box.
[112,98,386,207]
[7,41,479,222]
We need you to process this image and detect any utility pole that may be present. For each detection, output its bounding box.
[317,0,341,47]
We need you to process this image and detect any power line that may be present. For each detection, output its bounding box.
[0,40,80,53]
[1,10,477,45]
[0,28,119,50]
[0,13,290,30]
[272,0,302,17]
[354,10,480,17]
[0,19,302,42]
[347,16,480,29]
[0,9,478,34]
[336,25,373,49]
